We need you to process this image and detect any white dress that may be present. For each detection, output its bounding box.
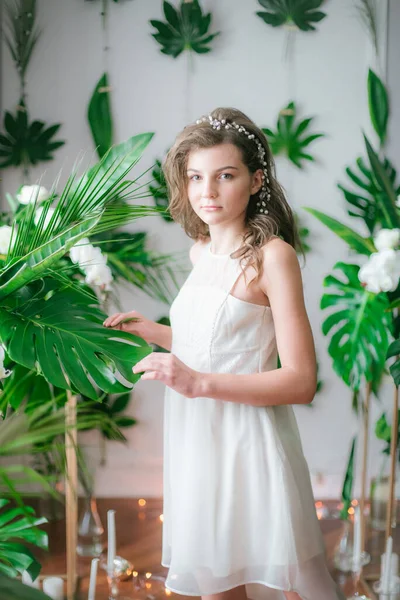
[162,242,345,600]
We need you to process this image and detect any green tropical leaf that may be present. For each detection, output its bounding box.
[0,572,51,600]
[256,0,327,32]
[338,155,400,235]
[0,281,152,400]
[88,72,113,159]
[387,338,400,386]
[262,101,324,169]
[150,0,220,58]
[363,135,400,229]
[321,262,392,391]
[0,101,64,169]
[3,0,39,80]
[0,499,47,580]
[303,208,375,255]
[368,69,389,146]
[339,437,356,520]
[149,158,172,222]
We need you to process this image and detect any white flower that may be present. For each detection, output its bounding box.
[374,228,400,251]
[70,239,113,290]
[359,248,400,293]
[34,207,55,229]
[0,225,12,255]
[69,238,90,264]
[85,263,113,290]
[17,184,50,206]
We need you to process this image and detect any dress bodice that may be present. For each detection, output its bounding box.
[169,242,278,374]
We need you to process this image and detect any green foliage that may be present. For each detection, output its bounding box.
[0,573,51,600]
[303,208,375,255]
[0,279,152,400]
[150,0,220,58]
[368,69,389,146]
[100,231,186,305]
[256,0,327,32]
[0,102,64,169]
[262,102,324,169]
[338,155,400,235]
[88,72,113,159]
[149,159,173,222]
[321,262,392,391]
[0,499,47,579]
[339,437,356,520]
[3,0,39,82]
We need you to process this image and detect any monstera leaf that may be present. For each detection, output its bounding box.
[0,499,47,579]
[256,0,327,32]
[150,0,220,58]
[368,68,389,146]
[88,72,113,159]
[304,208,375,256]
[0,101,64,169]
[0,574,51,600]
[0,280,152,400]
[149,158,172,222]
[338,154,400,234]
[262,102,324,169]
[321,262,392,391]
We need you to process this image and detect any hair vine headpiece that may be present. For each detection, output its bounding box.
[195,114,271,214]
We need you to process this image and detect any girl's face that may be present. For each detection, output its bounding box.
[186,143,263,226]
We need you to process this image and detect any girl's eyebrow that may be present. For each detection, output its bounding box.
[187,166,239,173]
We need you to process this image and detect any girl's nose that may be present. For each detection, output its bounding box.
[201,179,218,199]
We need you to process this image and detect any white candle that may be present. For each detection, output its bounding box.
[352,505,362,570]
[107,509,116,574]
[88,557,99,600]
[382,536,393,593]
[381,550,399,581]
[22,570,40,589]
[42,577,64,600]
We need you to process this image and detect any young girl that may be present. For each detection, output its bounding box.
[103,108,346,600]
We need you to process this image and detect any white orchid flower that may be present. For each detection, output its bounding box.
[17,184,50,206]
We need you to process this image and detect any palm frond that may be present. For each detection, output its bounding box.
[356,0,378,57]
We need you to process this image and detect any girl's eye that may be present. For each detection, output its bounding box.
[190,175,201,181]
[220,173,233,180]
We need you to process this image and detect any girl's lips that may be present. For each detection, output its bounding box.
[202,206,222,210]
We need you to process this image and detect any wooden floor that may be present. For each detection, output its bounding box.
[29,498,395,599]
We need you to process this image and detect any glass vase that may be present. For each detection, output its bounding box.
[370,454,400,532]
[77,495,104,557]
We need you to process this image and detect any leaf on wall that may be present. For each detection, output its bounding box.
[368,68,389,146]
[256,0,327,32]
[88,72,113,159]
[262,101,324,169]
[150,0,220,58]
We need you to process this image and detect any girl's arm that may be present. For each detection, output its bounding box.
[150,322,173,352]
[197,238,317,407]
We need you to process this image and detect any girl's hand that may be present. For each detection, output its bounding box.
[103,310,156,345]
[132,352,202,398]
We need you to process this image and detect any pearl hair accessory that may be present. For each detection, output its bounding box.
[195,114,271,214]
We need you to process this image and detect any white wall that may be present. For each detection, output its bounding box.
[1,0,395,498]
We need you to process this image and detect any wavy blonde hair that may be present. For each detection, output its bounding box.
[163,107,303,284]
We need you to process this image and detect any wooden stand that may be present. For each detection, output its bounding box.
[65,391,78,600]
[386,383,399,541]
[360,381,372,553]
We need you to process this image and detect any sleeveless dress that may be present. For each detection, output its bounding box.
[161,242,345,600]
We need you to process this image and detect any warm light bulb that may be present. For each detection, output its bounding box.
[165,589,172,596]
[145,572,152,579]
[133,571,138,577]
[315,501,323,508]
[351,499,358,506]
[138,498,147,507]
[348,507,355,515]
[159,514,164,522]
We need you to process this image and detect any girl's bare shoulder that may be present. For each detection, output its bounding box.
[189,237,210,266]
